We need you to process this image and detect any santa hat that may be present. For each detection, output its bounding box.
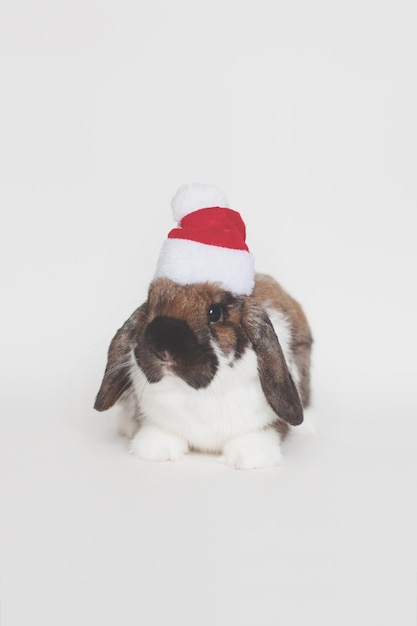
[154,183,255,295]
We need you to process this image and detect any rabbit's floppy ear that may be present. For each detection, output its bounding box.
[94,304,147,411]
[242,301,303,426]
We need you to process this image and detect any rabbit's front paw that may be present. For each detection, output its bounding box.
[222,429,282,470]
[129,423,188,462]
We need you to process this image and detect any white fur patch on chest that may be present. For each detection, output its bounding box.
[130,347,277,453]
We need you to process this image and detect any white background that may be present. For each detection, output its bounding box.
[1,0,416,624]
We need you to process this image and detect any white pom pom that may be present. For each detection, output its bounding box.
[171,183,230,223]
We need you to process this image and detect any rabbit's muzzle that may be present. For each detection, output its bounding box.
[134,316,218,389]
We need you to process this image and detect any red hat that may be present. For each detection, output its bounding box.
[154,183,255,295]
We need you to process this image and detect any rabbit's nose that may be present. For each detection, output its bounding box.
[146,315,197,358]
[158,350,174,364]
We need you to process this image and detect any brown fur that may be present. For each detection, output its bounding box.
[94,305,147,411]
[252,273,313,406]
[145,278,248,360]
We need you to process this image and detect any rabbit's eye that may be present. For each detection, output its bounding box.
[208,304,224,324]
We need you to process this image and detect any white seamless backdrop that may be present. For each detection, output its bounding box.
[1,1,416,625]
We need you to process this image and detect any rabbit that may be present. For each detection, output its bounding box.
[94,272,313,469]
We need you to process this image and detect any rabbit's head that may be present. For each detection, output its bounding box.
[94,277,304,426]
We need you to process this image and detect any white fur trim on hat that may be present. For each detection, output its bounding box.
[171,183,230,222]
[154,238,255,296]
